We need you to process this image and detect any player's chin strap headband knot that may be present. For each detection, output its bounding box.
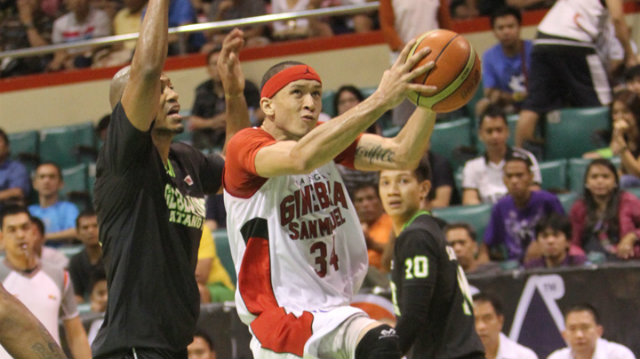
[260,65,322,99]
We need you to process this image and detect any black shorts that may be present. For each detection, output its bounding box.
[93,347,187,359]
[522,42,611,114]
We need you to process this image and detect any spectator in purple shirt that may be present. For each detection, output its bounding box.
[524,213,587,269]
[483,152,564,263]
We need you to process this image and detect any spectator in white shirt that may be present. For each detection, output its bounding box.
[473,292,538,359]
[547,303,635,359]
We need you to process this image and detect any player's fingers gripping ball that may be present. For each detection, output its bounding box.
[406,29,482,113]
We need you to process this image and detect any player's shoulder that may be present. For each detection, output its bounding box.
[547,347,571,359]
[399,214,445,247]
[463,155,487,173]
[599,338,636,359]
[500,333,538,359]
[482,44,505,61]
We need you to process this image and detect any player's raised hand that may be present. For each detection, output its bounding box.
[218,28,246,97]
[373,39,438,111]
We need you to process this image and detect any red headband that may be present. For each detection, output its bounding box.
[261,65,322,99]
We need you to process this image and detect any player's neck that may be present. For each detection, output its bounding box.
[573,345,596,359]
[545,251,567,268]
[501,40,522,57]
[86,244,103,263]
[484,336,499,359]
[39,194,59,208]
[6,255,39,274]
[391,209,423,236]
[261,120,301,141]
[512,191,531,209]
[486,145,507,164]
[152,133,172,164]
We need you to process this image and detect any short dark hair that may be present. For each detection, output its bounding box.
[490,6,522,28]
[0,205,30,229]
[89,267,107,293]
[76,208,97,228]
[414,154,432,183]
[564,303,600,325]
[333,85,364,114]
[504,151,533,169]
[31,216,45,236]
[95,114,111,135]
[194,329,215,351]
[0,128,8,145]
[535,213,571,240]
[206,46,223,65]
[36,162,63,179]
[479,104,508,128]
[444,222,477,242]
[625,64,640,81]
[473,292,504,317]
[260,61,306,92]
[353,181,379,197]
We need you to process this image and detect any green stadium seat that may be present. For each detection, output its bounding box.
[7,130,40,173]
[212,229,236,285]
[463,77,484,120]
[626,187,640,199]
[543,107,610,160]
[62,163,91,211]
[88,163,96,199]
[322,90,336,117]
[432,203,492,244]
[430,117,473,169]
[62,163,88,194]
[360,87,376,98]
[539,159,568,191]
[567,158,591,193]
[8,130,38,159]
[39,122,96,168]
[557,192,579,213]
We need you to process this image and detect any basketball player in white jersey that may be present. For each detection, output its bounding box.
[219,29,437,359]
[515,0,637,149]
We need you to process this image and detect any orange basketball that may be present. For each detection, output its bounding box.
[407,29,482,113]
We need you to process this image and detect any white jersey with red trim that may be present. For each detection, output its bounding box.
[223,127,368,357]
[538,0,608,44]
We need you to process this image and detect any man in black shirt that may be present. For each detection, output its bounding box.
[190,47,261,151]
[91,0,249,355]
[379,157,485,359]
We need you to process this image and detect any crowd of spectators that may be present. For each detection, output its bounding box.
[0,0,563,78]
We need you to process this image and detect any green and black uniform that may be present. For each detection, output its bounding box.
[92,103,224,358]
[391,211,485,359]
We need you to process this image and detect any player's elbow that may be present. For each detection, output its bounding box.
[393,149,419,170]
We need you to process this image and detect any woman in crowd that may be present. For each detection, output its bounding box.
[570,158,640,260]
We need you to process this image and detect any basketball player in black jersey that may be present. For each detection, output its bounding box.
[379,156,485,359]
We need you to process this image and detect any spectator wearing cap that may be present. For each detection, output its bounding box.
[483,153,564,263]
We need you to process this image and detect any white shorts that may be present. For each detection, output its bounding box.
[249,307,377,359]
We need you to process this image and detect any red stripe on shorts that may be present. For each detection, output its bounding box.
[239,236,313,356]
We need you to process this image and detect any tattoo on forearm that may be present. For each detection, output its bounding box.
[33,322,66,358]
[31,343,48,358]
[356,145,395,164]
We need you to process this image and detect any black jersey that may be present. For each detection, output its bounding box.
[391,212,484,359]
[92,103,224,357]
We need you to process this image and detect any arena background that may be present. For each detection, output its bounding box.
[2,5,640,132]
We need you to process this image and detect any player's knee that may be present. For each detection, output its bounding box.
[354,324,401,359]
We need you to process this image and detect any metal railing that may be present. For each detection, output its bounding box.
[0,2,379,60]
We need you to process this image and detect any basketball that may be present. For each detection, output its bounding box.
[407,29,482,113]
